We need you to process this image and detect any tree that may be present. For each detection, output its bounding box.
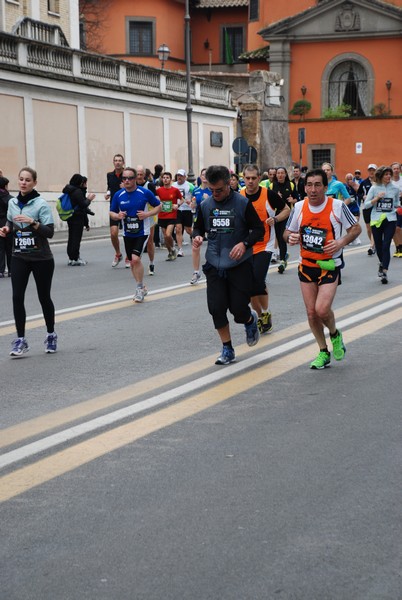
[79,0,113,53]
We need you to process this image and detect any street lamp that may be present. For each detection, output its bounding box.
[184,0,195,183]
[385,80,392,113]
[157,43,170,70]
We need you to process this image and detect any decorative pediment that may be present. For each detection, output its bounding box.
[259,0,402,42]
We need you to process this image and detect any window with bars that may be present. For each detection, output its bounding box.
[249,0,259,21]
[328,60,368,117]
[48,0,60,13]
[128,21,153,55]
[311,149,332,169]
[222,26,244,64]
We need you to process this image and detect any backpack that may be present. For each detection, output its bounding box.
[56,192,76,221]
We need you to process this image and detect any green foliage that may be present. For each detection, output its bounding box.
[370,103,391,117]
[289,99,312,118]
[323,104,352,119]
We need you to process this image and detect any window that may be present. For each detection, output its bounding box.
[48,0,60,14]
[328,60,368,117]
[249,0,259,21]
[222,27,244,64]
[128,21,154,55]
[311,148,332,169]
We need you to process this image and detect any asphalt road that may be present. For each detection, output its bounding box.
[0,232,401,600]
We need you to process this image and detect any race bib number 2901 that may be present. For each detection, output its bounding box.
[209,209,235,233]
[300,225,327,253]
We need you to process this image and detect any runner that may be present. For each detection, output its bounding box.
[363,165,400,284]
[0,167,57,356]
[240,164,290,333]
[156,172,182,261]
[192,165,264,365]
[110,167,161,302]
[285,168,361,369]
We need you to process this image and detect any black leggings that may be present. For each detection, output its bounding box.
[11,257,55,337]
[371,219,396,270]
[67,215,85,261]
[274,220,287,260]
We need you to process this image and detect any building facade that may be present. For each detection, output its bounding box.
[80,0,402,175]
[0,0,80,48]
[0,30,235,228]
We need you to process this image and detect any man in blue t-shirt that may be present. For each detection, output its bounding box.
[110,167,161,303]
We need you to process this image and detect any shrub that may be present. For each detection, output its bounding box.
[289,99,312,119]
[323,104,352,119]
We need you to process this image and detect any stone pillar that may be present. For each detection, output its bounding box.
[237,70,292,172]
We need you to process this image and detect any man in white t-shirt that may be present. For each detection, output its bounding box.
[391,162,402,257]
[172,169,194,256]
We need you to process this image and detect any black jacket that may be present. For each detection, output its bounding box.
[0,189,13,227]
[62,184,91,220]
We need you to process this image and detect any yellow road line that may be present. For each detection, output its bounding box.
[1,284,402,449]
[0,305,400,503]
[0,285,200,337]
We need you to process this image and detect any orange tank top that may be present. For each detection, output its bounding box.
[299,197,335,266]
[240,187,271,254]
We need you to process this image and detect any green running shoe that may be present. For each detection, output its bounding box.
[310,350,331,370]
[331,330,346,361]
[261,311,273,333]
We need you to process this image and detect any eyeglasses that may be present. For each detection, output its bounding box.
[122,176,135,181]
[210,186,227,194]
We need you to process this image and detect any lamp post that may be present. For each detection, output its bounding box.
[157,43,170,70]
[385,80,392,113]
[184,0,195,183]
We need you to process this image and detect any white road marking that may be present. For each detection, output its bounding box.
[1,295,401,471]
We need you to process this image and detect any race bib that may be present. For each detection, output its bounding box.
[162,201,173,213]
[125,216,140,232]
[377,198,393,212]
[209,209,235,233]
[14,230,38,253]
[301,225,327,253]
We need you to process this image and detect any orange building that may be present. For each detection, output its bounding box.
[81,0,402,175]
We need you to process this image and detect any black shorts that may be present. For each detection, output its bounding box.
[123,235,148,259]
[110,217,123,229]
[251,251,271,296]
[362,207,372,224]
[177,210,193,229]
[158,218,177,229]
[298,264,341,286]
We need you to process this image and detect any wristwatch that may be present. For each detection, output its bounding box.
[243,240,249,248]
[32,221,39,228]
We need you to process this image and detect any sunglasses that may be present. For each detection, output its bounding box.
[122,176,135,181]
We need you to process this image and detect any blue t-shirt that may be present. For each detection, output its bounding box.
[110,186,160,237]
[193,186,212,207]
[326,178,350,200]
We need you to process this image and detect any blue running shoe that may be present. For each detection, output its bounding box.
[215,346,235,365]
[45,333,58,353]
[10,337,29,357]
[245,310,260,347]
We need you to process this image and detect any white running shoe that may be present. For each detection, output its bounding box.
[190,271,201,285]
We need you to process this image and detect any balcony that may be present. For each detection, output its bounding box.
[0,32,232,108]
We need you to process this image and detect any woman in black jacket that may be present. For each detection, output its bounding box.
[63,174,94,266]
[0,176,13,277]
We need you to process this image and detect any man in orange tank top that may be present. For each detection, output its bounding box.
[284,168,361,369]
[241,164,290,333]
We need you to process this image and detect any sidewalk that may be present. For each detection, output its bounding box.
[50,226,110,245]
